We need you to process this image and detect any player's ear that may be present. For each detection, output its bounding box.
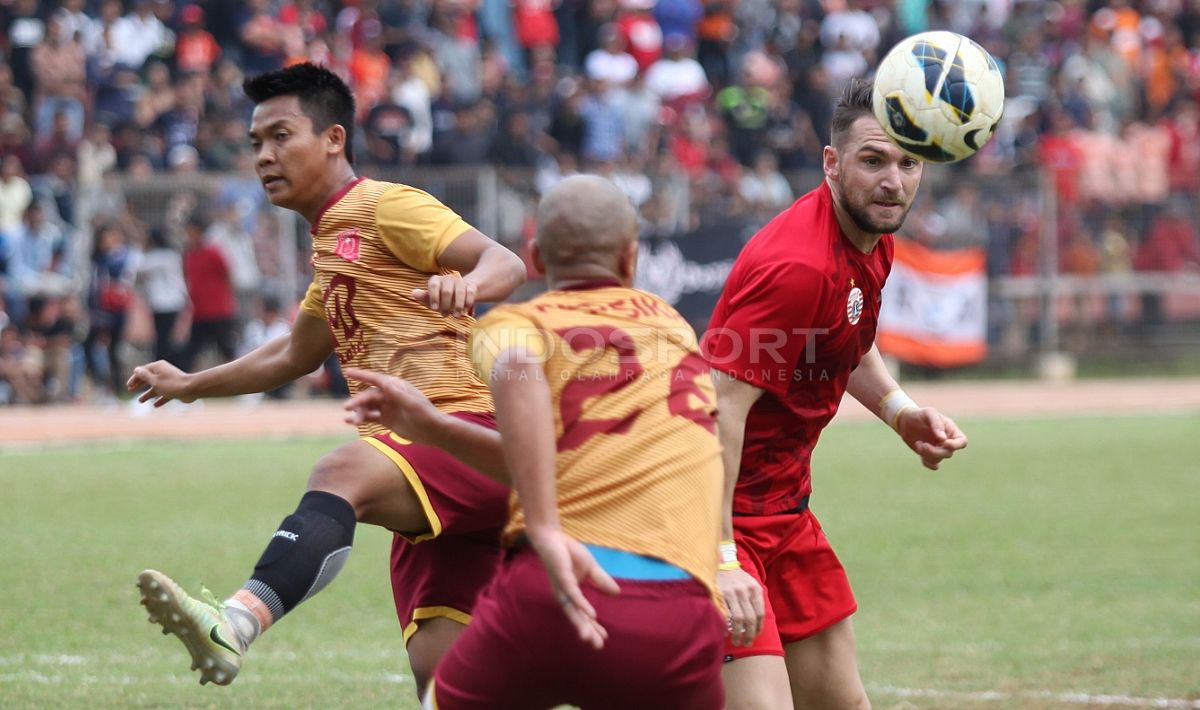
[823,144,839,180]
[530,240,547,276]
[618,239,638,284]
[326,124,347,158]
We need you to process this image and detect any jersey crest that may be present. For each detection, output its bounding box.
[334,229,361,262]
[846,286,864,325]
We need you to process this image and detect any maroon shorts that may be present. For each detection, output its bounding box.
[432,547,726,710]
[365,412,510,643]
[724,510,857,661]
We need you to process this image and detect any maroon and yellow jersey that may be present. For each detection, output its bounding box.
[471,283,723,597]
[299,177,493,434]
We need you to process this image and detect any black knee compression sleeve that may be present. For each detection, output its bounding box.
[245,491,356,620]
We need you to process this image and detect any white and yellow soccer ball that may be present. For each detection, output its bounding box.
[871,31,1005,163]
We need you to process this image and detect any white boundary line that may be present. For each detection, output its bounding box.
[871,684,1200,708]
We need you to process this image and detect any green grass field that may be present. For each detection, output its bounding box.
[2,414,1198,709]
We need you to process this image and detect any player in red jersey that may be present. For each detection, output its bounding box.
[127,64,526,696]
[707,79,968,709]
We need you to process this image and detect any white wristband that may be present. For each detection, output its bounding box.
[878,389,918,430]
[719,540,738,565]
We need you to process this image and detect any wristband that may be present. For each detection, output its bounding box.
[719,561,742,571]
[878,389,918,431]
[719,540,737,563]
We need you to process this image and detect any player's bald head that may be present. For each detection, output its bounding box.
[536,175,637,272]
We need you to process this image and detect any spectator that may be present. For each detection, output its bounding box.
[239,293,292,399]
[737,150,793,215]
[7,0,45,102]
[0,156,33,237]
[83,222,135,399]
[0,324,44,404]
[514,0,560,59]
[585,24,639,86]
[180,212,237,371]
[174,5,221,76]
[30,12,87,141]
[111,0,174,72]
[133,226,187,365]
[237,0,290,75]
[654,0,702,47]
[617,0,663,72]
[644,33,710,103]
[9,202,72,304]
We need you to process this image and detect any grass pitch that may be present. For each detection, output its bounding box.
[1,414,1197,709]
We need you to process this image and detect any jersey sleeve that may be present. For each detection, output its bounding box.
[470,306,548,383]
[705,261,825,398]
[376,185,476,273]
[297,278,326,321]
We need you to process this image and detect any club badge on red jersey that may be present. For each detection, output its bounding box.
[846,286,864,325]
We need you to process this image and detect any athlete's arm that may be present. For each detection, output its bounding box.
[847,344,968,469]
[491,350,618,650]
[711,369,767,646]
[412,229,526,316]
[341,367,510,485]
[127,310,333,406]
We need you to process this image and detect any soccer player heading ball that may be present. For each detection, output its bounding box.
[709,77,968,708]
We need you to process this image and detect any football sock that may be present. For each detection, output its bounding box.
[234,491,356,642]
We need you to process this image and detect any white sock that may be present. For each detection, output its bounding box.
[223,599,262,648]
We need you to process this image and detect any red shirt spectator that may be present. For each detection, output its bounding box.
[617,5,663,71]
[184,233,236,321]
[514,0,559,49]
[1134,207,1200,272]
[1038,116,1085,208]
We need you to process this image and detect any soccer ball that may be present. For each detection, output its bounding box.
[871,31,1005,163]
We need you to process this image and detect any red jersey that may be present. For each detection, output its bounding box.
[704,181,893,515]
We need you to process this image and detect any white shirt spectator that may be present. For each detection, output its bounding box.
[739,170,793,211]
[110,8,173,69]
[390,74,433,155]
[586,48,639,86]
[644,56,709,100]
[135,247,188,313]
[0,175,32,234]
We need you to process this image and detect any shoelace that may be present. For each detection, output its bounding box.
[199,585,226,612]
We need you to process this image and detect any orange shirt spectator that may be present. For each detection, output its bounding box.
[174,5,221,75]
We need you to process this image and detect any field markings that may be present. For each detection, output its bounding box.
[872,684,1200,708]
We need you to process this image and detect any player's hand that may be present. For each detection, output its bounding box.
[719,566,765,647]
[527,526,620,651]
[412,274,477,317]
[897,407,968,470]
[127,360,196,407]
[342,368,444,443]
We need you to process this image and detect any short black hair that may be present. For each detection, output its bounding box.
[243,63,357,164]
[830,78,876,149]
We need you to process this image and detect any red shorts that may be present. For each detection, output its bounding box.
[433,547,726,710]
[365,412,510,643]
[724,510,857,661]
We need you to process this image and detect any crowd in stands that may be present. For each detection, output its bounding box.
[2,0,1200,404]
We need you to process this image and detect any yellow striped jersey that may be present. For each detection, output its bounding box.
[471,282,723,598]
[300,177,493,434]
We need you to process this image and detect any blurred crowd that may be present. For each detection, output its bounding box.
[2,0,1200,404]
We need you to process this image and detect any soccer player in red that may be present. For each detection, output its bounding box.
[343,175,726,709]
[127,64,526,695]
[707,79,968,709]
